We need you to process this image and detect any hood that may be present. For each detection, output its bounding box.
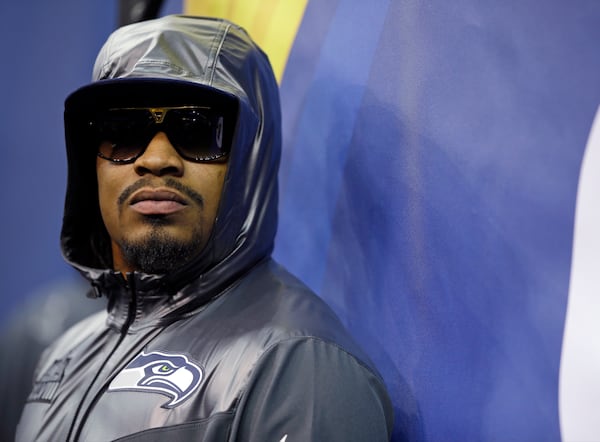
[61,15,281,303]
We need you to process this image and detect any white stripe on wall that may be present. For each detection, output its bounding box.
[559,106,600,442]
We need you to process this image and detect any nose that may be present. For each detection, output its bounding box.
[133,132,184,177]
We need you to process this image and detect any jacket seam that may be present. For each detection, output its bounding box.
[207,22,231,86]
[111,411,235,441]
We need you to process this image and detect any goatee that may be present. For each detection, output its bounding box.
[119,222,203,274]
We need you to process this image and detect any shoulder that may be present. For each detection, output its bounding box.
[34,310,107,376]
[158,257,387,382]
[184,259,375,368]
[230,336,394,440]
[219,261,395,439]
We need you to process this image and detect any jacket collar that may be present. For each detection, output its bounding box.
[89,256,267,333]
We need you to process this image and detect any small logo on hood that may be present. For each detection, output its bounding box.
[108,350,203,408]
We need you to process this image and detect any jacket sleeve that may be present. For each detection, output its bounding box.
[230,337,394,441]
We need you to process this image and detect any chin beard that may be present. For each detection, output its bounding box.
[119,223,204,274]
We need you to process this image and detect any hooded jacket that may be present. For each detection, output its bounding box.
[16,15,394,441]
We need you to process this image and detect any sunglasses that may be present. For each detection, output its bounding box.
[88,106,230,163]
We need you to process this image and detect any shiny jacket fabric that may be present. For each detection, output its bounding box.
[16,15,394,441]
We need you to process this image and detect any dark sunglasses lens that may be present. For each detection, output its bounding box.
[98,140,144,162]
[94,110,153,161]
[167,109,225,161]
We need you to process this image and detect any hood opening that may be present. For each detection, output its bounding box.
[63,79,239,270]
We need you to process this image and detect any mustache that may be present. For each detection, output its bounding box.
[118,177,205,209]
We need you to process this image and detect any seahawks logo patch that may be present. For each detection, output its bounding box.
[109,351,203,408]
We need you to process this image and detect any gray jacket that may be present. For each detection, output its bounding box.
[17,15,394,441]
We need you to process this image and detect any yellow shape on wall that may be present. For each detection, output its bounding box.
[184,0,308,83]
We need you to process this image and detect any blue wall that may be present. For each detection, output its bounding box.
[0,1,117,319]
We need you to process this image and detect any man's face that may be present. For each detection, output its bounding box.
[96,131,227,274]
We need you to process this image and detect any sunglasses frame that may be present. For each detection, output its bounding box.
[91,105,229,164]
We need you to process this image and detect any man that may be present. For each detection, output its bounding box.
[17,15,394,441]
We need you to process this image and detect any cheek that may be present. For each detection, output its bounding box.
[201,165,227,214]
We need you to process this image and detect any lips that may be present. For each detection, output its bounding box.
[129,189,188,215]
